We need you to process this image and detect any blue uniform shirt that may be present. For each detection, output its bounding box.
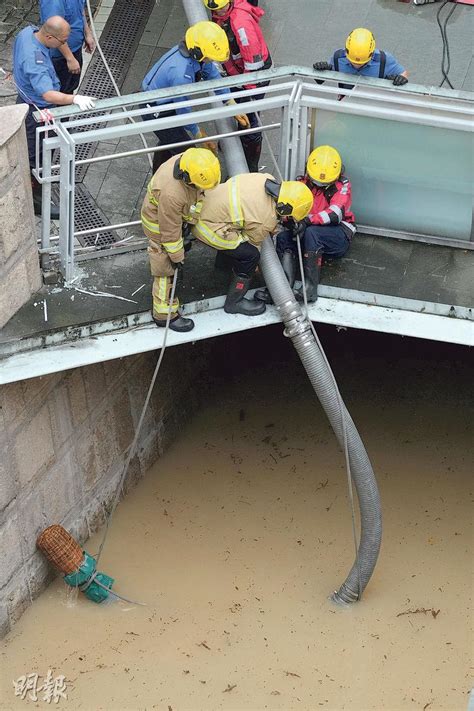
[13,26,60,106]
[330,48,404,78]
[39,0,86,56]
[141,44,230,136]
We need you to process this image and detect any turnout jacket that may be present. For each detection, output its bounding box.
[212,0,271,89]
[300,175,356,235]
[193,173,278,250]
[141,154,204,268]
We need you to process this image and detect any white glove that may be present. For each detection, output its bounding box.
[73,94,96,111]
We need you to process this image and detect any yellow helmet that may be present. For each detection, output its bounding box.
[306,145,342,185]
[202,0,230,10]
[345,28,376,65]
[176,148,221,189]
[276,181,313,222]
[185,21,230,63]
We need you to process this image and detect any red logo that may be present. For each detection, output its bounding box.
[236,281,244,290]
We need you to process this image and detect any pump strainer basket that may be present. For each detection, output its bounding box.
[36,525,83,575]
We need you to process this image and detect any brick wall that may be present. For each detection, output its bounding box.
[0,103,41,328]
[0,342,211,637]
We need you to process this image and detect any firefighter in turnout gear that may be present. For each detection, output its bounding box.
[141,21,249,174]
[202,0,272,172]
[141,148,221,333]
[255,146,356,304]
[193,175,313,317]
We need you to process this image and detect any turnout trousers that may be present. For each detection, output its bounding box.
[149,236,260,322]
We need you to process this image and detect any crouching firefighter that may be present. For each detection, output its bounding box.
[255,145,356,304]
[193,174,313,316]
[141,147,221,333]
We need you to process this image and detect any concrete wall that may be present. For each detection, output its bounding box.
[0,343,211,637]
[0,104,41,329]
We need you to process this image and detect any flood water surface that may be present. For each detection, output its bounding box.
[1,329,472,710]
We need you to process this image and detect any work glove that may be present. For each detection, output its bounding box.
[171,260,184,270]
[195,128,218,155]
[226,98,251,129]
[72,94,96,110]
[387,74,408,86]
[294,217,311,240]
[313,61,333,72]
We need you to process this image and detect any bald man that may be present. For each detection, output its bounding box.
[13,18,96,217]
[40,0,95,94]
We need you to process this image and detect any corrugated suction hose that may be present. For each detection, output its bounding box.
[183,0,382,601]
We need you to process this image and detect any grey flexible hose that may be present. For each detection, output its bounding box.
[183,0,382,602]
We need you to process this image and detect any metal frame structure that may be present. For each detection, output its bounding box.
[33,66,474,282]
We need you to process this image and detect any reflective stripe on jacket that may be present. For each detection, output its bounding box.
[302,175,356,233]
[212,0,271,87]
[193,173,277,250]
[141,153,203,263]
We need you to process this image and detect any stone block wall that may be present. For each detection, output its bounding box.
[0,103,41,329]
[0,342,211,637]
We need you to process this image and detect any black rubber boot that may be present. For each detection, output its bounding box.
[32,178,60,219]
[224,273,266,316]
[296,249,323,303]
[153,314,195,332]
[254,249,296,304]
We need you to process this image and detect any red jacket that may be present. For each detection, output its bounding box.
[301,175,356,234]
[212,0,271,88]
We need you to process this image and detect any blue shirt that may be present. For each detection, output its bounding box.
[39,0,86,56]
[13,26,60,106]
[331,48,404,78]
[141,44,230,136]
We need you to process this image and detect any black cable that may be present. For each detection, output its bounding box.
[436,0,457,89]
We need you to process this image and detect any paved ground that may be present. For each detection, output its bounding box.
[0,0,473,346]
[0,0,101,105]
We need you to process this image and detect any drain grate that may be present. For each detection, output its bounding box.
[53,0,155,245]
[74,0,155,181]
[74,184,117,247]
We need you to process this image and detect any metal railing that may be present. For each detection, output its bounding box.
[33,66,474,281]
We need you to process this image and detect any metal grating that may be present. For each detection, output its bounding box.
[74,0,155,180]
[74,184,117,247]
[52,0,155,246]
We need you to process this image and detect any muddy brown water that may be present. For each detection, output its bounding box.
[1,328,472,711]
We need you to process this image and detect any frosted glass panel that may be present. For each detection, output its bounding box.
[312,111,474,241]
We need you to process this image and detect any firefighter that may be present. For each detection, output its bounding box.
[141,21,249,174]
[12,17,96,217]
[313,27,408,88]
[39,0,96,94]
[202,0,272,172]
[255,146,356,304]
[141,147,222,333]
[193,175,313,317]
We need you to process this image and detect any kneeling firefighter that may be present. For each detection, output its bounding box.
[141,147,221,333]
[255,145,356,304]
[193,174,313,316]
